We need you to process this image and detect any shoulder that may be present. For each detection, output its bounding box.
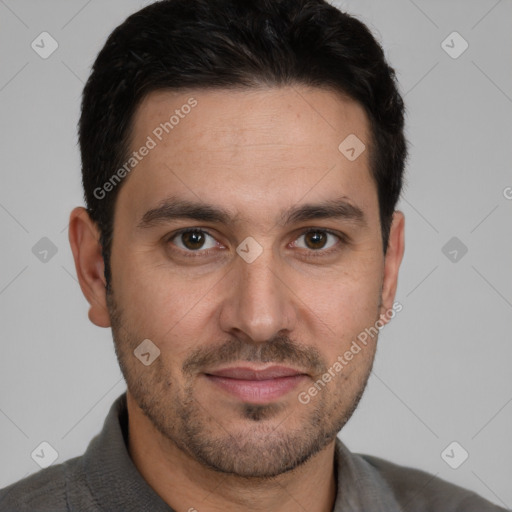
[360,453,508,511]
[0,455,96,512]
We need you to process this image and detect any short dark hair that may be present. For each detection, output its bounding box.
[79,0,407,288]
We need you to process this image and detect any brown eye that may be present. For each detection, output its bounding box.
[171,229,217,251]
[304,231,328,249]
[294,230,340,252]
[182,230,205,250]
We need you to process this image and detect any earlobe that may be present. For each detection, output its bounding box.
[68,207,111,328]
[379,211,405,322]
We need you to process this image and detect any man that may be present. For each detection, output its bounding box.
[0,0,506,510]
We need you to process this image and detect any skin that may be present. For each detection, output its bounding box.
[69,86,405,512]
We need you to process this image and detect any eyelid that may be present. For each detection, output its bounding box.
[290,228,347,255]
[167,227,224,256]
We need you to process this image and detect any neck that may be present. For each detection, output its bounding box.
[126,393,338,512]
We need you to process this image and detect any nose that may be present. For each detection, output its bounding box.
[218,247,297,344]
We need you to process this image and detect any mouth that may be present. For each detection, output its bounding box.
[204,365,309,404]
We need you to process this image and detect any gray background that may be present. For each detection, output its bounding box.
[0,0,511,507]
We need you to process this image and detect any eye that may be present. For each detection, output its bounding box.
[170,229,219,251]
[293,230,341,251]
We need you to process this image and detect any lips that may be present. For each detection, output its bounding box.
[204,365,308,403]
[207,365,304,380]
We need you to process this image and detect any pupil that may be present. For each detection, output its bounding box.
[183,231,204,249]
[306,231,326,249]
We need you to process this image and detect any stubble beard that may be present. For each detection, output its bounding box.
[107,289,375,479]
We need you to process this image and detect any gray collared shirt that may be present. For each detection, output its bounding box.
[0,393,507,511]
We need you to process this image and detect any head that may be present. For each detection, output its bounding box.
[70,0,407,478]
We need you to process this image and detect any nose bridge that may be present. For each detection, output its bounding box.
[221,244,295,343]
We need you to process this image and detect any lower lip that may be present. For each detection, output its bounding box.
[205,374,307,403]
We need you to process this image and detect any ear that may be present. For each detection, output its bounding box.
[379,210,405,322]
[68,207,111,328]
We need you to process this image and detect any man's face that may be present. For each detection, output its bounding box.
[106,86,396,477]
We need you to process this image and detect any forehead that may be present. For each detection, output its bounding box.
[119,86,377,226]
[134,86,369,149]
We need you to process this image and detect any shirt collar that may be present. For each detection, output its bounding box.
[81,392,173,511]
[332,435,400,511]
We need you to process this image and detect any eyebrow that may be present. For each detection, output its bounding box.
[281,197,366,227]
[137,195,367,229]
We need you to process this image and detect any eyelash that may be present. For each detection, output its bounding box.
[166,227,347,259]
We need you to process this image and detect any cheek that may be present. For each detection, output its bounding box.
[295,262,382,324]
[290,266,382,369]
[113,253,221,355]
